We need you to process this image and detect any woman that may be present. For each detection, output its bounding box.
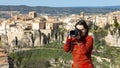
[64,20,94,68]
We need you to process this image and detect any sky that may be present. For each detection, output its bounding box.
[0,0,120,7]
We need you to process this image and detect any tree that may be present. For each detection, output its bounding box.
[113,16,120,36]
[104,23,110,30]
[15,37,18,46]
[31,33,34,46]
[113,17,119,29]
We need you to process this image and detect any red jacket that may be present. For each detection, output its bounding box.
[64,35,94,68]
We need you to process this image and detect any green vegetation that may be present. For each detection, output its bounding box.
[9,41,120,68]
[0,41,3,48]
[113,17,120,36]
[9,42,120,68]
[9,42,72,68]
[92,44,120,68]
[92,28,120,68]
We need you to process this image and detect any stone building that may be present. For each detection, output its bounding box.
[46,22,53,30]
[95,15,108,28]
[0,48,9,68]
[80,12,85,20]
[106,11,120,24]
[7,24,24,46]
[29,11,37,18]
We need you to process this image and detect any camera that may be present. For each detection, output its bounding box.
[70,28,82,37]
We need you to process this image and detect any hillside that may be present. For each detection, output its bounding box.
[0,5,120,15]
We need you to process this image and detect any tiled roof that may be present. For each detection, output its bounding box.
[0,52,7,57]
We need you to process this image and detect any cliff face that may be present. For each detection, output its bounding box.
[105,29,120,47]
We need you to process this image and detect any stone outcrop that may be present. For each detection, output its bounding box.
[105,28,120,47]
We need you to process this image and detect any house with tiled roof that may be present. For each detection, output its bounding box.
[0,48,9,68]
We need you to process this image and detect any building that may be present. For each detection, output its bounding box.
[80,12,85,20]
[7,24,24,46]
[107,11,120,24]
[29,11,37,18]
[0,48,9,68]
[46,22,53,30]
[95,15,108,28]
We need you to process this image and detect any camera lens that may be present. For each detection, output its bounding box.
[70,28,82,37]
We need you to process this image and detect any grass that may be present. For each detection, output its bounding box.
[9,46,72,68]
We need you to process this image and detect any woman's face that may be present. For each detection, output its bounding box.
[76,25,87,37]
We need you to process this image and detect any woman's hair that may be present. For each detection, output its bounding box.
[75,20,89,35]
